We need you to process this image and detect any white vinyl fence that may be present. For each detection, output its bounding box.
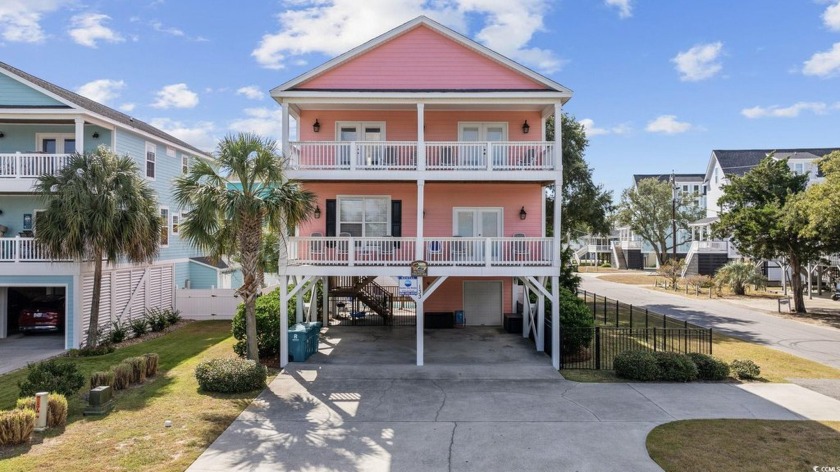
[175,288,241,320]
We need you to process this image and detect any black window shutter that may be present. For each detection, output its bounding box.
[391,200,402,236]
[326,200,337,236]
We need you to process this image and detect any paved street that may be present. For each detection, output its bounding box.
[580,274,840,370]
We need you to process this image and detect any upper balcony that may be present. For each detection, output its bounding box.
[0,153,72,192]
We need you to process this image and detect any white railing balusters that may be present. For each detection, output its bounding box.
[0,153,73,178]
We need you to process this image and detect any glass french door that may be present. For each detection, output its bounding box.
[454,208,503,260]
[337,122,384,166]
[458,123,507,167]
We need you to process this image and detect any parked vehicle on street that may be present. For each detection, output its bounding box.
[18,295,65,333]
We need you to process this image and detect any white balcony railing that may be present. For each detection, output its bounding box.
[287,141,555,172]
[619,240,642,250]
[692,240,729,252]
[0,153,73,178]
[287,236,554,267]
[0,237,72,262]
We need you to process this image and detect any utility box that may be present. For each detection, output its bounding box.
[84,386,114,416]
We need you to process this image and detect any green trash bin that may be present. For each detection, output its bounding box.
[288,323,308,362]
[303,322,321,358]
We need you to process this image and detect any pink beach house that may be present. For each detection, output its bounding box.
[272,16,571,368]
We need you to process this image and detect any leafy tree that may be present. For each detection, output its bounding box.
[657,259,685,290]
[713,155,825,312]
[35,148,160,347]
[713,261,767,296]
[615,178,703,266]
[174,133,316,361]
[797,151,840,253]
[545,114,613,238]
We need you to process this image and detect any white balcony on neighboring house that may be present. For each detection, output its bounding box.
[619,240,642,250]
[0,153,72,192]
[0,237,72,263]
[286,236,555,275]
[286,141,556,180]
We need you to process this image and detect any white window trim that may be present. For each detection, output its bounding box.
[35,133,76,153]
[336,195,391,237]
[159,206,170,247]
[145,142,157,180]
[451,207,504,237]
[171,213,180,235]
[335,121,387,141]
[457,122,509,141]
[166,146,176,157]
[181,155,190,174]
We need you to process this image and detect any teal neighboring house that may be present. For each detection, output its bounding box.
[0,62,229,349]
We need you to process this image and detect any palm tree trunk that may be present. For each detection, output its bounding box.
[87,250,103,347]
[239,217,263,361]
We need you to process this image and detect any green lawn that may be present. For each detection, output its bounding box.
[0,321,273,471]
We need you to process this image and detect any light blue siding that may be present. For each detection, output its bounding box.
[0,73,65,107]
[0,124,111,154]
[0,195,43,236]
[174,261,190,289]
[0,275,74,349]
[230,269,243,288]
[189,262,219,289]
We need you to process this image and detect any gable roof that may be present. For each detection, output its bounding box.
[633,173,705,185]
[712,148,839,177]
[272,16,571,98]
[0,62,208,156]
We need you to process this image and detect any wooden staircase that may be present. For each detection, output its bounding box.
[329,276,394,324]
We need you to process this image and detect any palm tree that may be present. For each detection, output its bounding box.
[714,261,767,296]
[35,147,161,347]
[174,133,316,361]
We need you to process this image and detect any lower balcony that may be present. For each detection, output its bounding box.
[287,236,554,268]
[0,237,72,263]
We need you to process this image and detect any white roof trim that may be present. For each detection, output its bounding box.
[271,16,572,96]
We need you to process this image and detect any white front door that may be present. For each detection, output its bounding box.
[463,281,503,326]
[453,208,502,237]
[458,122,507,166]
[337,122,384,166]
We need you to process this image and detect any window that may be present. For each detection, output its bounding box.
[172,214,180,234]
[338,196,389,237]
[682,185,689,193]
[146,143,156,179]
[36,134,75,154]
[166,146,176,157]
[182,155,190,174]
[794,163,804,175]
[160,207,169,247]
[714,168,719,184]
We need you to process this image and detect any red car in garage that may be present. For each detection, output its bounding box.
[18,295,65,333]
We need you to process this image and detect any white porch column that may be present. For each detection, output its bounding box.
[280,275,289,367]
[322,276,329,326]
[296,277,304,323]
[416,277,424,366]
[553,103,563,268]
[74,117,85,153]
[310,281,318,322]
[416,180,425,261]
[551,276,560,369]
[417,103,425,171]
[537,284,545,352]
[281,104,290,157]
[522,281,530,338]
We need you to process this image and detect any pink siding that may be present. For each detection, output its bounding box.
[424,277,514,314]
[298,25,545,91]
[299,110,543,142]
[297,182,544,238]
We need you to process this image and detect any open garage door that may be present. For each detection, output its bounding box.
[463,280,502,326]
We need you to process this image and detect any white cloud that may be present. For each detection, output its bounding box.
[0,0,68,43]
[76,79,125,104]
[672,42,724,81]
[151,83,199,109]
[236,86,265,101]
[119,103,136,112]
[149,19,208,42]
[252,1,563,73]
[803,42,840,77]
[824,1,840,31]
[68,13,124,48]
[150,118,217,152]
[605,0,632,19]
[741,101,830,119]
[645,115,693,134]
[580,118,631,137]
[229,108,284,139]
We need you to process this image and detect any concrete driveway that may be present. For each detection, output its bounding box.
[189,326,840,472]
[0,333,65,375]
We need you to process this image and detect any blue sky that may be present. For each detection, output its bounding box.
[2,0,839,196]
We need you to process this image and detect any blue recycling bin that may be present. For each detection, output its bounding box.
[288,323,309,362]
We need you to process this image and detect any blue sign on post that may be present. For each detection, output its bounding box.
[398,276,419,296]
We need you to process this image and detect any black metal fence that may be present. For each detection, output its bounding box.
[330,293,417,327]
[553,290,713,370]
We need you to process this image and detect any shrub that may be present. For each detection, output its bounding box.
[232,287,297,358]
[554,288,595,354]
[144,353,160,377]
[714,261,767,296]
[731,359,761,380]
[195,358,267,393]
[111,363,133,390]
[688,353,731,380]
[0,409,35,446]
[654,352,698,382]
[18,360,85,398]
[145,308,169,332]
[16,393,68,428]
[90,371,115,389]
[164,308,182,326]
[73,342,115,357]
[125,357,147,384]
[614,350,661,381]
[130,317,148,337]
[110,319,128,344]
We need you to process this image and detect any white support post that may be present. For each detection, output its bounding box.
[537,289,545,352]
[522,281,530,338]
[417,103,425,171]
[280,275,289,368]
[551,275,560,369]
[486,142,493,170]
[74,117,85,153]
[322,276,329,326]
[553,102,563,269]
[296,277,304,323]
[350,142,357,171]
[281,104,290,158]
[416,180,425,261]
[416,277,424,366]
[310,281,318,322]
[808,263,813,300]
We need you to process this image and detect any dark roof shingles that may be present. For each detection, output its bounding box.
[713,148,839,176]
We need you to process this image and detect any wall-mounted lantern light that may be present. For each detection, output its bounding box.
[92,132,100,139]
[314,205,321,219]
[521,120,530,134]
[313,119,321,133]
[519,206,527,220]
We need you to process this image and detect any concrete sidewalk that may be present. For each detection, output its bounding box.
[188,364,840,472]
